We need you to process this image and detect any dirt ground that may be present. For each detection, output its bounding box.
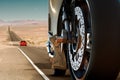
[0,22,48,50]
[0,23,48,53]
[9,24,48,47]
[0,26,9,47]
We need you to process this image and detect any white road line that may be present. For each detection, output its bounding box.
[18,47,50,80]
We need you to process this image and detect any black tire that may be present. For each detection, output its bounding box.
[85,0,120,79]
[53,69,66,76]
[65,0,120,80]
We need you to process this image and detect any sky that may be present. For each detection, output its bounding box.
[0,0,48,21]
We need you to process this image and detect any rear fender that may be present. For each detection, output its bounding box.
[49,0,63,35]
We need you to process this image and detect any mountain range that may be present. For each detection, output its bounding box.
[0,20,47,26]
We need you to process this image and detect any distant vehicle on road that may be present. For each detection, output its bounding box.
[47,0,120,80]
[20,41,27,46]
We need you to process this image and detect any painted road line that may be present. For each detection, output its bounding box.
[18,47,50,80]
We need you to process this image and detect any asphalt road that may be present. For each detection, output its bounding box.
[9,29,71,80]
[0,46,43,80]
[19,46,70,80]
[8,31,22,41]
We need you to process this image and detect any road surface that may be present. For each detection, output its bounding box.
[0,45,43,80]
[8,29,71,80]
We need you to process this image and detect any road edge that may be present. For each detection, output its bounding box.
[18,47,50,80]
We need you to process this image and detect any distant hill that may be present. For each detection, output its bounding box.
[0,20,48,26]
[0,20,5,23]
[0,20,5,25]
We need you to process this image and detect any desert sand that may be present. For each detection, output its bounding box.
[10,23,48,47]
[0,21,48,48]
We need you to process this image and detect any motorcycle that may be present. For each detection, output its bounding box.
[46,0,120,79]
